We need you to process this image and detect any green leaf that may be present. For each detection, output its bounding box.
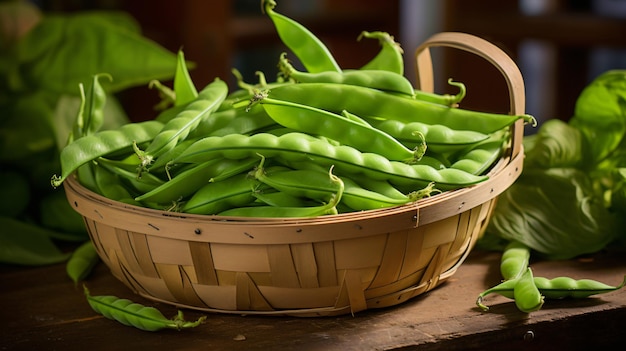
[16,11,177,95]
[570,70,626,163]
[0,216,70,266]
[524,119,588,169]
[486,168,622,260]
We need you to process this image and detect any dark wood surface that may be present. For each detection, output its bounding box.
[2,248,625,351]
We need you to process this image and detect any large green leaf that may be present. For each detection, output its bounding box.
[570,70,626,163]
[16,11,177,94]
[486,168,622,260]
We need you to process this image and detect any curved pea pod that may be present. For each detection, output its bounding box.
[66,241,100,285]
[413,79,467,107]
[173,132,488,191]
[514,268,544,313]
[173,49,198,106]
[341,177,413,211]
[189,103,276,138]
[278,52,414,97]
[181,172,268,215]
[136,157,259,205]
[365,118,489,155]
[253,157,339,202]
[499,241,531,281]
[84,286,206,331]
[358,30,404,75]
[535,276,626,299]
[135,78,228,171]
[258,97,423,163]
[219,170,344,218]
[263,0,341,73]
[96,157,165,194]
[51,120,163,188]
[253,190,314,208]
[93,164,141,205]
[268,83,534,135]
[450,137,506,176]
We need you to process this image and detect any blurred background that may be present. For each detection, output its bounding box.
[27,0,626,130]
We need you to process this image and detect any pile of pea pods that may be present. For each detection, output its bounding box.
[51,0,533,218]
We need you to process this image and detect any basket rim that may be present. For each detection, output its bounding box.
[63,145,523,245]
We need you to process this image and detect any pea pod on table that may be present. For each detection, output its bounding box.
[84,286,206,331]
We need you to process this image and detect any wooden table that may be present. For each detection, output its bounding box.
[2,249,625,350]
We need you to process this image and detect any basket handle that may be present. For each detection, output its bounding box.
[413,32,525,158]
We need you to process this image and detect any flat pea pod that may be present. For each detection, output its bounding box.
[341,177,413,211]
[173,132,488,191]
[173,49,198,106]
[365,118,489,154]
[96,157,165,194]
[278,52,414,96]
[268,83,533,135]
[135,78,228,171]
[253,157,338,202]
[253,190,313,208]
[136,157,258,205]
[263,0,341,73]
[499,241,531,281]
[66,241,100,285]
[93,163,141,205]
[218,170,344,218]
[358,30,404,75]
[514,267,544,313]
[189,103,276,138]
[258,96,423,163]
[81,73,111,138]
[181,172,267,215]
[51,120,164,188]
[84,286,206,331]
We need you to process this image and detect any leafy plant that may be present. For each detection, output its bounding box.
[484,70,626,260]
[0,3,178,266]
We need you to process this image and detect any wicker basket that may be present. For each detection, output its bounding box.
[64,32,526,317]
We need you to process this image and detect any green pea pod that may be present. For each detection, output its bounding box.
[278,52,414,96]
[84,286,206,331]
[51,120,164,188]
[173,49,198,106]
[219,169,344,218]
[499,240,531,281]
[263,0,341,73]
[258,97,423,163]
[93,164,141,205]
[534,276,626,299]
[358,31,404,75]
[253,190,313,208]
[450,137,506,176]
[136,157,258,205]
[96,157,165,194]
[135,78,228,171]
[514,268,544,313]
[66,241,100,284]
[173,132,488,191]
[182,172,268,215]
[189,103,276,138]
[268,83,533,135]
